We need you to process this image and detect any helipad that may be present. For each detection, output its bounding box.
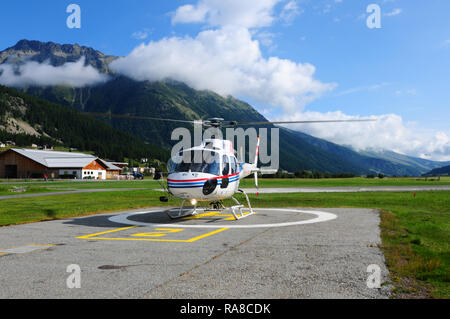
[108,208,338,229]
[0,207,391,298]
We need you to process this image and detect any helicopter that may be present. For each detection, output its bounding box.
[87,113,375,220]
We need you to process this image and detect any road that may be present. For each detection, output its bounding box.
[1,184,449,201]
[0,207,391,298]
[242,185,450,193]
[0,188,148,200]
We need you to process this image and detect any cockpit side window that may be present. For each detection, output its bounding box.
[230,156,237,174]
[222,155,230,176]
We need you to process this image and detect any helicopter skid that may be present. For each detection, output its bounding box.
[230,189,254,220]
[229,204,255,220]
[165,200,199,220]
[166,189,254,221]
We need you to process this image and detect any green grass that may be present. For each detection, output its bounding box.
[0,188,448,298]
[1,177,448,197]
[0,190,179,226]
[0,184,71,197]
[0,180,162,196]
[239,176,450,188]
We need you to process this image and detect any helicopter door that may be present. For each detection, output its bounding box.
[221,155,230,188]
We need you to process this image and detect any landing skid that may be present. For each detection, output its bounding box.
[165,200,198,220]
[230,189,254,220]
[165,189,254,221]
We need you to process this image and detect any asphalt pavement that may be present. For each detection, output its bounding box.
[0,207,391,299]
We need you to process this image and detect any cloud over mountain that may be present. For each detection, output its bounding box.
[110,26,335,112]
[0,57,108,88]
[278,111,450,161]
[112,0,332,112]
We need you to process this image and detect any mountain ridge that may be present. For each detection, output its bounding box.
[0,39,116,73]
[425,165,450,176]
[1,39,448,175]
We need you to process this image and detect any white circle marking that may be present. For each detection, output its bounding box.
[108,208,337,229]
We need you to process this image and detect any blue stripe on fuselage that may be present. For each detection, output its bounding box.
[168,177,239,188]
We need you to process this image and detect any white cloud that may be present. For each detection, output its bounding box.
[114,1,448,161]
[171,0,282,28]
[384,8,402,17]
[395,89,417,96]
[255,31,277,50]
[276,111,450,161]
[335,82,390,96]
[323,4,332,14]
[110,26,335,112]
[131,30,150,40]
[280,1,303,25]
[0,57,109,88]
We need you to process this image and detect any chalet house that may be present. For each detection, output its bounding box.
[0,148,121,179]
[100,160,122,179]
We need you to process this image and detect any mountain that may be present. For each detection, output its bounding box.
[2,39,448,175]
[0,85,168,162]
[296,131,450,176]
[359,149,450,176]
[0,39,116,73]
[23,76,370,174]
[425,165,450,176]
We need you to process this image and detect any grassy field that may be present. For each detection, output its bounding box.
[0,176,449,197]
[0,180,162,196]
[239,176,450,188]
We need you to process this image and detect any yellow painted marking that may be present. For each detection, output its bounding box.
[185,228,228,242]
[78,226,228,243]
[183,211,254,221]
[183,211,225,219]
[131,228,184,238]
[77,226,139,239]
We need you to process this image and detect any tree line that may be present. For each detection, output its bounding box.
[0,85,170,162]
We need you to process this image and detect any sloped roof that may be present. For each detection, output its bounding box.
[9,149,97,168]
[97,159,122,171]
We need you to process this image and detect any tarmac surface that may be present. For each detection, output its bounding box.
[0,206,391,299]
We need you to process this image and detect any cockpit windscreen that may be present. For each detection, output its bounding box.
[168,150,220,175]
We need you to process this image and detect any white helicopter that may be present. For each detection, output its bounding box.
[164,135,265,220]
[88,113,374,220]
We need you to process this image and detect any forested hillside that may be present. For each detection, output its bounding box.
[0,85,168,162]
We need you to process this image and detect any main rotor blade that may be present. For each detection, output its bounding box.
[227,119,377,127]
[84,112,199,124]
[85,112,377,127]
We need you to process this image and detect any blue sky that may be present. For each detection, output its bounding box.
[0,0,449,160]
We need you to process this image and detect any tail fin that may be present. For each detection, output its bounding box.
[254,137,260,196]
[253,137,260,167]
